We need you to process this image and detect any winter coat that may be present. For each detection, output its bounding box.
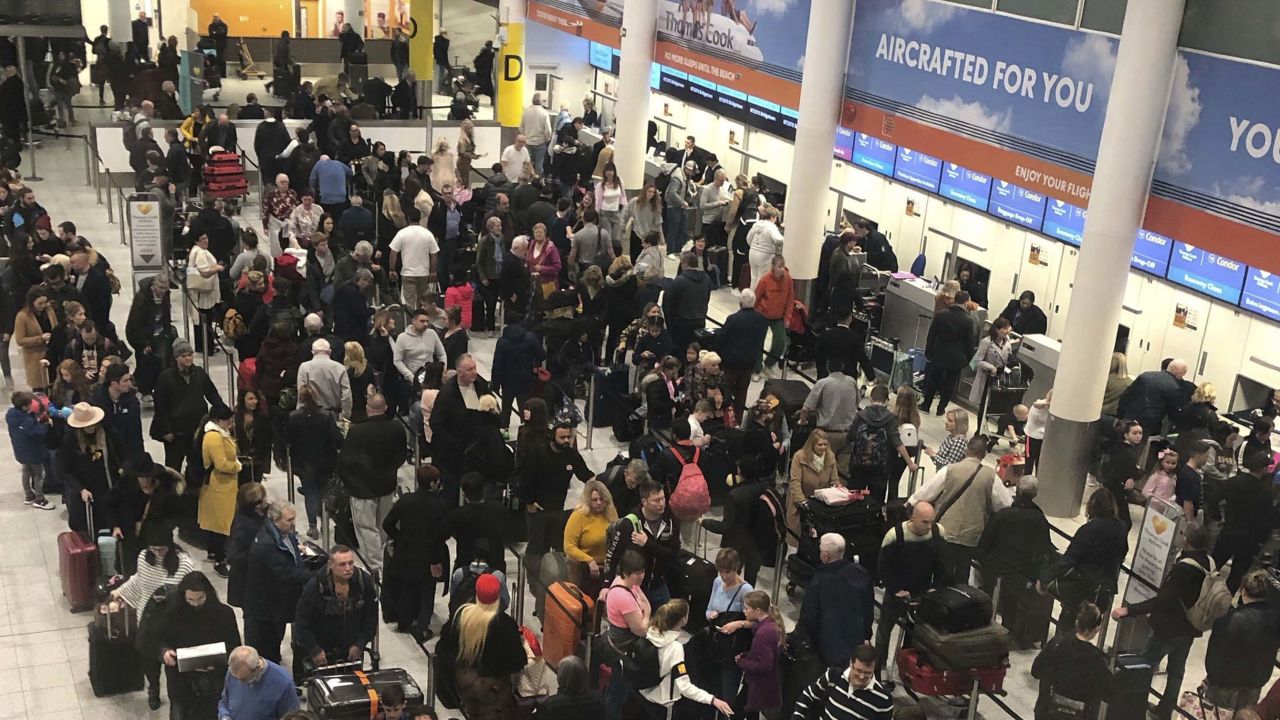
[1118,369,1188,436]
[13,305,56,387]
[6,407,48,465]
[924,305,975,370]
[735,616,783,711]
[1127,550,1213,641]
[226,507,266,607]
[1206,599,1280,690]
[244,521,312,623]
[255,336,300,402]
[491,324,546,399]
[198,421,241,536]
[717,307,770,372]
[338,414,407,499]
[293,567,379,657]
[798,559,875,667]
[151,365,225,441]
[976,497,1054,584]
[286,407,344,484]
[662,268,712,321]
[154,589,241,708]
[382,487,453,581]
[639,628,716,708]
[332,282,373,343]
[786,448,839,545]
[58,428,122,533]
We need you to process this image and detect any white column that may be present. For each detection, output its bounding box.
[107,0,132,41]
[1038,0,1187,517]
[344,0,365,34]
[781,0,854,280]
[614,0,659,190]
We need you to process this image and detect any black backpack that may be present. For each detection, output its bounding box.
[185,420,212,489]
[448,566,494,616]
[849,421,890,470]
[654,167,675,195]
[617,636,663,690]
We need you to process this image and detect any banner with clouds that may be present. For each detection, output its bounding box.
[846,0,1117,168]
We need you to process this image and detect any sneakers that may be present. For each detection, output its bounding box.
[30,498,54,510]
[751,373,763,383]
[213,561,230,578]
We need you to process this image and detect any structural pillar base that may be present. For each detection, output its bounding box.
[1037,414,1099,518]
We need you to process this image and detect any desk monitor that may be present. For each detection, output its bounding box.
[870,342,896,377]
[756,173,787,210]
[842,210,878,233]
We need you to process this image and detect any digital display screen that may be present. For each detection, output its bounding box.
[686,73,718,105]
[713,83,750,125]
[833,126,854,162]
[893,146,943,193]
[1240,267,1280,321]
[1131,229,1173,277]
[852,132,895,177]
[650,62,661,90]
[989,180,1046,231]
[781,107,798,139]
[589,42,614,73]
[658,68,691,103]
[746,96,796,141]
[1167,243,1247,304]
[1042,199,1086,247]
[938,163,991,212]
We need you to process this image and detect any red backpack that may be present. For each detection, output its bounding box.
[668,447,711,521]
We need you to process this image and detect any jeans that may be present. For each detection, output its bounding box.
[921,362,962,413]
[1142,634,1193,717]
[20,463,44,502]
[528,143,548,177]
[395,62,409,81]
[874,592,910,672]
[350,494,396,573]
[664,206,687,254]
[297,470,326,527]
[644,583,671,607]
[499,388,526,431]
[723,367,752,420]
[605,657,634,720]
[757,318,788,373]
[600,209,623,253]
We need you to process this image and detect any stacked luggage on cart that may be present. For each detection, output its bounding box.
[203,151,248,200]
[897,584,1011,708]
[785,491,884,595]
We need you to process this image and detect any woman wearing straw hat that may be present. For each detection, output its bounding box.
[57,401,121,534]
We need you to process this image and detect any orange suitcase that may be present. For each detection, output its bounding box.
[542,581,593,669]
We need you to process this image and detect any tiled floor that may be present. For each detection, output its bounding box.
[1,75,1256,720]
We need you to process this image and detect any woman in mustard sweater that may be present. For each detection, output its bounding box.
[563,479,617,599]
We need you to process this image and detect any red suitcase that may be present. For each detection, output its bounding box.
[209,152,240,164]
[896,648,1005,696]
[203,163,242,176]
[58,518,99,612]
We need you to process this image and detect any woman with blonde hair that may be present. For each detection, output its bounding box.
[786,428,839,544]
[640,599,735,718]
[1100,352,1131,417]
[564,478,617,598]
[344,341,373,419]
[924,408,970,471]
[934,279,961,313]
[430,136,458,191]
[437,573,526,720]
[455,119,484,188]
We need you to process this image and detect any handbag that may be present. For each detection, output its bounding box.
[186,263,217,291]
[707,585,751,663]
[1177,690,1233,720]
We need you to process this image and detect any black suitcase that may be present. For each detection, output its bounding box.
[593,365,630,428]
[347,52,369,93]
[612,395,644,443]
[796,498,884,563]
[919,584,993,633]
[88,623,145,697]
[1107,654,1154,718]
[913,622,1010,670]
[669,551,716,632]
[998,579,1053,649]
[761,379,809,423]
[786,553,816,591]
[780,636,827,720]
[306,668,424,720]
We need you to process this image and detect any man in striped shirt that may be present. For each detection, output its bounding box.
[793,645,894,720]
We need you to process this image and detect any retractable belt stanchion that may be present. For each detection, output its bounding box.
[286,453,296,504]
[585,374,596,450]
[509,543,528,627]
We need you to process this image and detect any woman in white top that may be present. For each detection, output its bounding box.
[745,206,783,289]
[594,162,627,253]
[430,137,457,192]
[968,317,1014,406]
[186,232,224,353]
[1024,390,1051,474]
[640,599,735,718]
[626,183,665,262]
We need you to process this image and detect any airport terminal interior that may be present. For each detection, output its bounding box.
[0,0,1278,718]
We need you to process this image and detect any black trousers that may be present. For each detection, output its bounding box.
[163,433,194,473]
[874,592,911,672]
[668,318,703,355]
[475,281,497,331]
[244,618,288,664]
[921,362,962,413]
[394,574,439,633]
[144,657,162,695]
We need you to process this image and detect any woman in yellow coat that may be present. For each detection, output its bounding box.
[786,428,840,546]
[199,406,241,576]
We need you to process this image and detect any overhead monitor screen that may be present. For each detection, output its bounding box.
[1131,229,1173,277]
[833,126,855,162]
[852,132,895,177]
[893,146,943,193]
[1167,243,1247,304]
[989,180,1046,232]
[1240,267,1280,321]
[1042,199,1086,247]
[589,42,614,73]
[938,163,991,212]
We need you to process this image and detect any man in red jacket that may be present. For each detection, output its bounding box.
[752,254,793,379]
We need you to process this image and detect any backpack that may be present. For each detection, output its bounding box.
[654,166,675,195]
[223,308,247,340]
[849,421,890,470]
[1181,557,1231,633]
[185,422,212,490]
[668,447,710,521]
[448,565,494,617]
[616,636,663,690]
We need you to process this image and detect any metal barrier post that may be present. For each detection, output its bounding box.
[180,278,191,341]
[119,192,127,245]
[771,536,787,601]
[413,430,421,467]
[321,498,332,549]
[510,544,528,627]
[83,141,91,186]
[990,576,1003,622]
[285,453,296,503]
[966,677,981,720]
[226,343,237,400]
[105,176,114,223]
[585,373,596,450]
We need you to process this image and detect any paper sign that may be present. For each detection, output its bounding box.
[129,199,164,270]
[1122,496,1183,605]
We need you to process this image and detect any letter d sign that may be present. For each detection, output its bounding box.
[496,20,526,127]
[504,54,524,82]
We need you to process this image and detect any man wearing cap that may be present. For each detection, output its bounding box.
[297,338,351,419]
[152,339,226,473]
[293,544,378,672]
[91,363,145,458]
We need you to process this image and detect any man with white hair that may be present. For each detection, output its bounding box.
[716,288,770,418]
[217,645,299,720]
[338,193,374,241]
[501,134,533,182]
[261,174,298,256]
[298,337,351,418]
[976,474,1054,649]
[519,94,552,174]
[498,236,531,321]
[798,532,875,668]
[333,239,382,297]
[200,112,238,153]
[1118,357,1191,437]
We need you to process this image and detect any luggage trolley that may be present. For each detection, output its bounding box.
[235,39,267,80]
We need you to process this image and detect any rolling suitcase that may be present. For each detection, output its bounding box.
[780,636,827,719]
[306,668,424,719]
[347,51,369,92]
[1107,654,1154,718]
[88,620,144,696]
[785,553,816,592]
[913,622,1011,670]
[998,579,1053,649]
[669,551,716,631]
[761,378,809,424]
[533,552,569,622]
[919,584,993,633]
[58,501,100,612]
[593,365,630,429]
[897,648,1005,696]
[542,581,593,669]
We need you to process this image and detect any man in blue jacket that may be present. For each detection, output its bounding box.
[309,154,354,219]
[716,289,769,418]
[243,502,314,667]
[799,532,875,668]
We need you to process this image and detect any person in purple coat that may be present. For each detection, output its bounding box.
[736,590,784,718]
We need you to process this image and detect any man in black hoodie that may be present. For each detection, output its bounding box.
[337,394,407,574]
[663,252,712,351]
[1111,523,1216,720]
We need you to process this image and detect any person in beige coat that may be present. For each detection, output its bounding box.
[199,406,242,574]
[13,287,58,391]
[786,428,840,545]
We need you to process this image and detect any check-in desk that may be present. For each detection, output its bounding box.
[881,276,937,351]
[1017,334,1059,404]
